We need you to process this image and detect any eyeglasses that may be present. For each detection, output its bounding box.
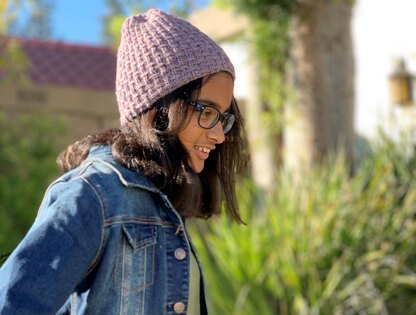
[189,101,236,134]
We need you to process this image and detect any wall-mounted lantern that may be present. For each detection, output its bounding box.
[389,58,413,106]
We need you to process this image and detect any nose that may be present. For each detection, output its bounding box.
[207,122,225,144]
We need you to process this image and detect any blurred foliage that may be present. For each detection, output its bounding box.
[0,0,20,35]
[214,0,295,134]
[191,135,416,314]
[1,1,60,266]
[102,0,205,47]
[1,0,50,84]
[0,0,9,33]
[0,38,30,84]
[3,0,53,39]
[0,114,66,263]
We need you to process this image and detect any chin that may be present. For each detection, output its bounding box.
[193,167,203,174]
[190,162,204,173]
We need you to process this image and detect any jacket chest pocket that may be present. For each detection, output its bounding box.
[115,223,157,292]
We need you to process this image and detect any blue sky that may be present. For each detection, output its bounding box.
[51,0,209,46]
[52,0,107,45]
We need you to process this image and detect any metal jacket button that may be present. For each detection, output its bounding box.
[174,301,186,313]
[174,248,187,260]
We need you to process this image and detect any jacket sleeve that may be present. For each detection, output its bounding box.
[0,177,104,315]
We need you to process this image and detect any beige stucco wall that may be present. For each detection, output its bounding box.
[0,82,119,145]
[188,6,249,42]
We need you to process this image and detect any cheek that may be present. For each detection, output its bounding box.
[180,133,202,153]
[177,118,203,149]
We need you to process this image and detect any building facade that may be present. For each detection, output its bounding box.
[0,37,119,144]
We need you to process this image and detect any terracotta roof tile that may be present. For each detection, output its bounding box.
[2,36,117,91]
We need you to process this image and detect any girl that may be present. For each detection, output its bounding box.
[0,9,248,315]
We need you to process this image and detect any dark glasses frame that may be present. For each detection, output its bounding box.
[188,101,236,134]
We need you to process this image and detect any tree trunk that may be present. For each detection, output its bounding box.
[284,0,355,170]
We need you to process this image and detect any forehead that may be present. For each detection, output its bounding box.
[199,72,234,112]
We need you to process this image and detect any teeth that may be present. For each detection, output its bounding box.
[196,146,211,153]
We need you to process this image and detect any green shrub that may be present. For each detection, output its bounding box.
[0,113,66,263]
[192,138,416,315]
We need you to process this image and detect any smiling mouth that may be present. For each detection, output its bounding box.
[195,146,211,154]
[194,146,212,161]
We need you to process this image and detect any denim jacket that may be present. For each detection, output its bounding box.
[0,145,207,315]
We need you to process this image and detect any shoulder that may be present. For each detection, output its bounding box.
[52,145,157,196]
[45,145,171,221]
[81,145,158,191]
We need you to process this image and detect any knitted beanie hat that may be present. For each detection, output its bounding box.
[116,9,235,125]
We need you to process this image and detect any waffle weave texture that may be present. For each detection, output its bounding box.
[115,9,235,125]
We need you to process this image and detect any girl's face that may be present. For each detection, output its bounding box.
[178,72,234,173]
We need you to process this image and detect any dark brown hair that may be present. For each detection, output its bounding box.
[57,74,249,223]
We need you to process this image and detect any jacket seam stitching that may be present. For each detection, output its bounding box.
[85,158,159,193]
[80,176,107,274]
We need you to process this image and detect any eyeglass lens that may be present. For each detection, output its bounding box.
[198,105,235,134]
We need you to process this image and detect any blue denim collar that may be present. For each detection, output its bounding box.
[86,145,159,193]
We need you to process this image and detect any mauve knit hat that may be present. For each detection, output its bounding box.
[116,9,235,125]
